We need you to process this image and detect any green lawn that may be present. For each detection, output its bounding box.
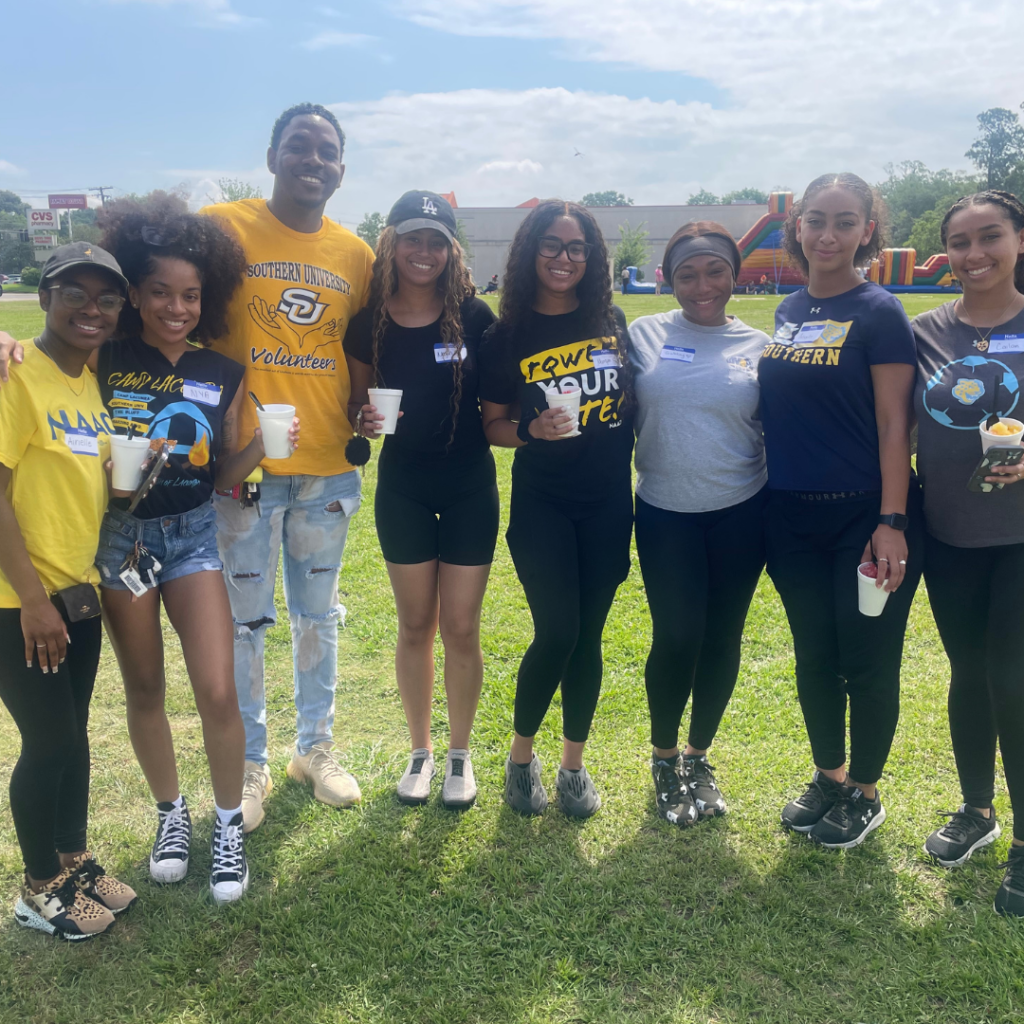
[2,295,1023,1024]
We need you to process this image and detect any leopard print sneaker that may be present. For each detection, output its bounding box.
[68,853,138,914]
[14,868,115,941]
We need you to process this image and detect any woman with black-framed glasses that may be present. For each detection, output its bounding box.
[479,200,635,818]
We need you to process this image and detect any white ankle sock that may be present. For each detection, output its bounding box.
[216,803,242,826]
[170,794,184,810]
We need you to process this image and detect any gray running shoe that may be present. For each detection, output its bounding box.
[397,748,435,805]
[442,748,477,809]
[504,753,548,815]
[556,765,601,819]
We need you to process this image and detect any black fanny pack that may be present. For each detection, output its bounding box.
[52,583,101,623]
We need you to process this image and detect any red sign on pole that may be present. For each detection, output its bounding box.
[48,194,88,209]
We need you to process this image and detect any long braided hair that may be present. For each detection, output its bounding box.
[941,190,1024,292]
[368,226,475,448]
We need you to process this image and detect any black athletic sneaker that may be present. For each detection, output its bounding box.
[150,798,192,884]
[995,845,1024,918]
[209,813,249,906]
[651,755,698,827]
[924,805,1000,867]
[809,787,886,849]
[683,754,727,817]
[781,770,848,833]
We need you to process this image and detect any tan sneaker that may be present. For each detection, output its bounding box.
[242,761,273,833]
[287,741,361,808]
[14,868,115,941]
[68,853,137,914]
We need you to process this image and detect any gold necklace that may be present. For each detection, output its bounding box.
[957,296,1021,352]
[36,337,87,397]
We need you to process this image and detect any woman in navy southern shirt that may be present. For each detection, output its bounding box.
[759,173,922,849]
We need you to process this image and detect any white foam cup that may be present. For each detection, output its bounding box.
[367,388,403,435]
[109,434,152,491]
[546,384,582,438]
[857,562,890,617]
[979,417,1024,453]
[256,404,296,459]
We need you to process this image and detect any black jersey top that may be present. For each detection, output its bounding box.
[478,304,634,503]
[343,296,495,457]
[97,336,245,519]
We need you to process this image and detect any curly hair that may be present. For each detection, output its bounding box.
[782,173,888,277]
[496,199,634,412]
[270,103,345,154]
[367,225,475,448]
[941,190,1024,292]
[97,192,247,346]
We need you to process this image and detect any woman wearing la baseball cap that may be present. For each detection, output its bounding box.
[343,191,498,809]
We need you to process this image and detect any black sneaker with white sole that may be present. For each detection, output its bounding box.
[809,787,886,849]
[209,813,249,905]
[652,754,698,828]
[924,805,1000,867]
[781,770,848,833]
[994,844,1024,919]
[683,754,727,817]
[150,798,192,884]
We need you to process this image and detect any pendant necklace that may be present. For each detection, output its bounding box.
[957,296,1020,352]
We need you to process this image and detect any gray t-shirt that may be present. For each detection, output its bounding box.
[630,309,769,513]
[914,301,1024,547]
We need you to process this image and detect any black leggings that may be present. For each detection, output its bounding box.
[506,485,633,743]
[924,532,1024,840]
[636,488,767,751]
[765,487,923,785]
[0,609,101,880]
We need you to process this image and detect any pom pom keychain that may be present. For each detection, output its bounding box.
[345,435,372,467]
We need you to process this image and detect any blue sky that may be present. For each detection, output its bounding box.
[2,0,1021,228]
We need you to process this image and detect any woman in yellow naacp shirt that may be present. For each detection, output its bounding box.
[0,243,137,941]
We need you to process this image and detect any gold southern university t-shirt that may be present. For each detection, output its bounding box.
[201,199,374,476]
[0,343,111,607]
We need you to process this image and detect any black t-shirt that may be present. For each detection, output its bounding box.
[759,283,916,491]
[478,304,634,503]
[97,337,245,518]
[343,296,495,456]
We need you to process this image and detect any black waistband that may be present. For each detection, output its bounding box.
[777,489,881,504]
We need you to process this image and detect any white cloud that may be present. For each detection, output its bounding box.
[302,31,376,51]
[0,160,25,176]
[478,159,544,174]
[107,0,259,27]
[159,166,273,209]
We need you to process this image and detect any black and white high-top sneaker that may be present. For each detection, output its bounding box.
[652,754,698,828]
[150,798,192,884]
[809,787,886,849]
[209,813,249,906]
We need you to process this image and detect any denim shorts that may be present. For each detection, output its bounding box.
[96,501,223,590]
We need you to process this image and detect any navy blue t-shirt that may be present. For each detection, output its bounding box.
[758,282,916,491]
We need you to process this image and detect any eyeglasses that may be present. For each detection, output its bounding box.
[537,236,592,263]
[49,284,125,314]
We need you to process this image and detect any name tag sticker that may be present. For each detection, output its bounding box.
[433,344,468,363]
[591,349,621,369]
[989,334,1024,354]
[183,381,222,406]
[793,323,826,346]
[65,429,99,456]
[661,345,696,363]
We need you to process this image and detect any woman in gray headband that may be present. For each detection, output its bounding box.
[628,220,771,827]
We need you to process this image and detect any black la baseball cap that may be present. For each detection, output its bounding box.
[40,242,128,291]
[386,191,456,243]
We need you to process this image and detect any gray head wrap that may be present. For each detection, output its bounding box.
[664,233,739,283]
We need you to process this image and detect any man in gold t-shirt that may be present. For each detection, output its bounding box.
[201,103,375,832]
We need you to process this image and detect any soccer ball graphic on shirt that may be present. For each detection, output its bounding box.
[922,354,1020,429]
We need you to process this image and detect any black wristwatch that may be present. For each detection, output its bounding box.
[878,513,909,531]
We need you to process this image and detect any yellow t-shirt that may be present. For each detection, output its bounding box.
[0,342,112,608]
[200,199,375,476]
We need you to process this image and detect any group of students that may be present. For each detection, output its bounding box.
[0,104,1022,943]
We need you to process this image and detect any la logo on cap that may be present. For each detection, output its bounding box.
[422,197,438,216]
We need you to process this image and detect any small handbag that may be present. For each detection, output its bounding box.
[52,583,102,623]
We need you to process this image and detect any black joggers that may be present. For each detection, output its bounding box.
[924,532,1024,841]
[635,488,767,751]
[765,487,923,785]
[0,608,101,880]
[506,485,633,743]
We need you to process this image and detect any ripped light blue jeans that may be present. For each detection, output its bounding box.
[214,471,361,765]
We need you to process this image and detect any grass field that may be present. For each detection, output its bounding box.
[1,294,1023,1024]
